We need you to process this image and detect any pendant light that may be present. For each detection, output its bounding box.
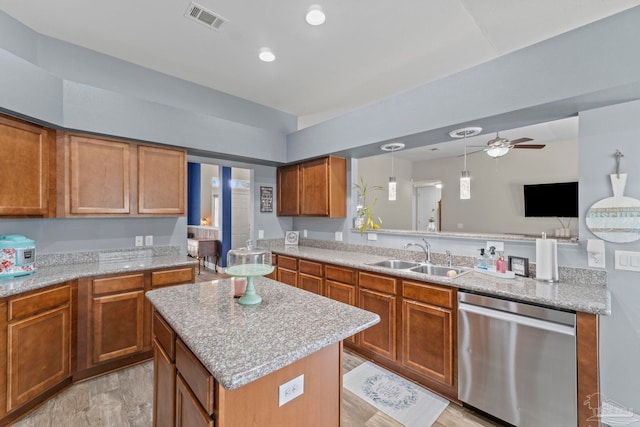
[449,126,482,200]
[380,142,405,201]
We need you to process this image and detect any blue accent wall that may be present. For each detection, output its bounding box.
[220,166,232,267]
[187,162,201,226]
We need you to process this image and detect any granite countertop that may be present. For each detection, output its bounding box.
[272,246,611,315]
[146,278,380,390]
[0,254,197,298]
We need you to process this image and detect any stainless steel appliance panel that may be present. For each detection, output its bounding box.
[458,291,577,427]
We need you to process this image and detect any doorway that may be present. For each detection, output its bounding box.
[416,184,441,231]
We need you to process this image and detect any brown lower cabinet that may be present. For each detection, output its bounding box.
[298,259,323,295]
[325,264,357,344]
[0,283,73,424]
[357,272,398,362]
[76,266,195,381]
[277,255,298,286]
[401,280,454,388]
[0,265,195,426]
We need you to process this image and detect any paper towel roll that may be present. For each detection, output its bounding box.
[536,238,558,282]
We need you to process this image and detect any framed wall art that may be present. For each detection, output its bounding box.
[260,186,273,213]
[508,256,529,277]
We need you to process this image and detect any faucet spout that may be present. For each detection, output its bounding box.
[404,240,432,264]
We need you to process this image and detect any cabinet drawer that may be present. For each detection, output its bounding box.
[151,267,194,288]
[278,268,297,287]
[299,259,323,276]
[153,312,176,360]
[358,272,396,294]
[176,339,215,416]
[278,255,297,270]
[402,281,453,309]
[93,273,145,295]
[325,265,356,284]
[8,284,70,321]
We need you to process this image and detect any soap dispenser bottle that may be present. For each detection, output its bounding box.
[496,252,507,274]
[476,248,488,270]
[487,246,497,271]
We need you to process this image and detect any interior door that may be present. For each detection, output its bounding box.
[416,186,441,231]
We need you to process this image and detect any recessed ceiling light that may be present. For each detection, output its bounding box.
[449,126,482,138]
[258,47,275,62]
[305,5,326,25]
[380,142,405,152]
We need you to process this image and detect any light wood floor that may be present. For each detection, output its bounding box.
[12,267,502,426]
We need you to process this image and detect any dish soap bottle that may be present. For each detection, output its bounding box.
[487,246,497,271]
[496,252,507,274]
[476,248,488,270]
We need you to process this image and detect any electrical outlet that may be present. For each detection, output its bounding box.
[258,230,264,239]
[135,236,143,247]
[335,231,343,241]
[303,229,308,238]
[367,233,377,241]
[145,235,153,246]
[279,375,304,406]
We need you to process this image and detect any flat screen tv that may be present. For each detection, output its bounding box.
[523,181,578,217]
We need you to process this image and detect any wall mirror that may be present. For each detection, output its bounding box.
[356,117,579,239]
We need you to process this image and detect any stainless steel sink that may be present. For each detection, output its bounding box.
[409,264,470,277]
[367,259,421,269]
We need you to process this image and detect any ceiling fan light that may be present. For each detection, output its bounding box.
[487,146,509,158]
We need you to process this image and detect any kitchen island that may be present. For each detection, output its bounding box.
[146,277,380,427]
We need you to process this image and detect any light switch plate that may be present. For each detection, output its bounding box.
[279,374,304,406]
[335,231,343,241]
[135,236,143,247]
[145,235,153,246]
[615,250,640,271]
[367,233,377,241]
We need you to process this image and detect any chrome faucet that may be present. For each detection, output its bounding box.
[404,238,432,264]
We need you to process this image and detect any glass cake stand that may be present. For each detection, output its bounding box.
[226,241,274,305]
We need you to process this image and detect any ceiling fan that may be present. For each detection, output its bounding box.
[473,132,546,158]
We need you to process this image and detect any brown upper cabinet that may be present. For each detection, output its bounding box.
[138,145,186,215]
[277,156,346,217]
[0,114,55,217]
[57,133,186,217]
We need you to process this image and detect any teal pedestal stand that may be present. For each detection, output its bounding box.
[238,276,261,305]
[225,264,274,306]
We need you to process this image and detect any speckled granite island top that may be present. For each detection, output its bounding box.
[146,278,380,390]
[271,246,611,315]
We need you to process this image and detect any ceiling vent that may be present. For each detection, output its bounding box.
[185,2,227,31]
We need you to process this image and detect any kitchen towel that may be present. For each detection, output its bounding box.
[536,237,558,281]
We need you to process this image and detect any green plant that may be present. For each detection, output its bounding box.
[353,176,384,234]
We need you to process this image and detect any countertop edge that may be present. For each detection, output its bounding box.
[0,255,198,298]
[271,246,611,315]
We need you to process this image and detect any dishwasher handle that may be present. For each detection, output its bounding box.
[459,302,576,336]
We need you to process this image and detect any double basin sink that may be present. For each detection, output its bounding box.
[366,259,470,278]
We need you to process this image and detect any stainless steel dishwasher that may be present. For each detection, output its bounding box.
[458,291,577,426]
